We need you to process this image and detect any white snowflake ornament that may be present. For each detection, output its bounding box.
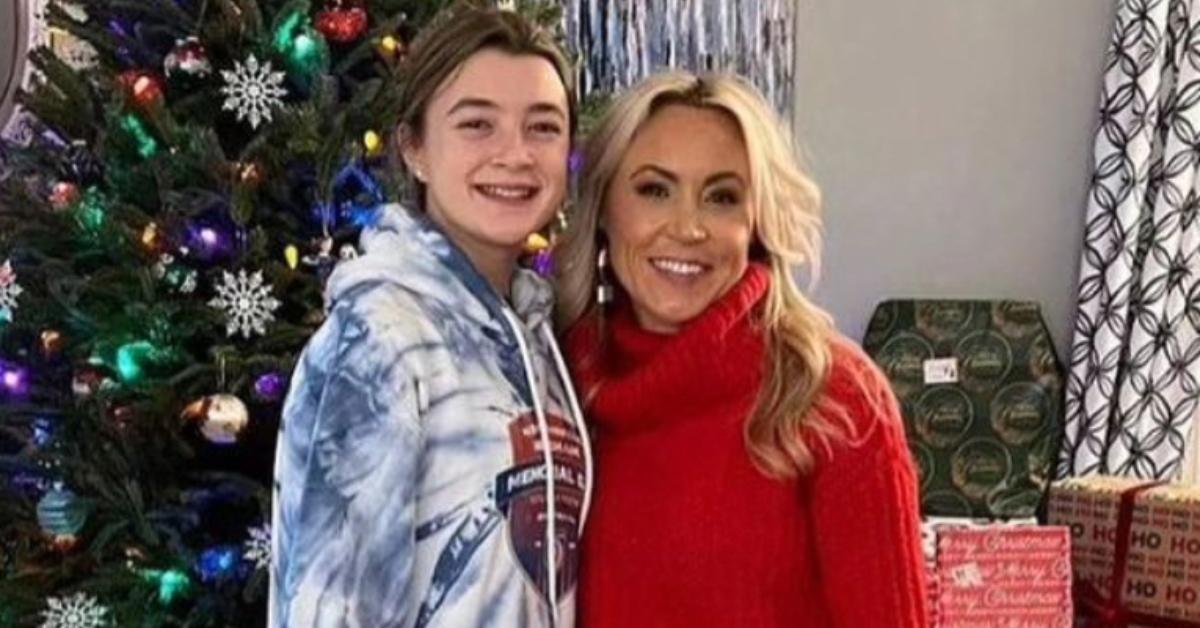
[220,54,287,129]
[244,523,272,570]
[0,259,24,323]
[40,592,108,628]
[208,269,281,339]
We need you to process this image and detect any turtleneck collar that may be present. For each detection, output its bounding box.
[567,263,771,435]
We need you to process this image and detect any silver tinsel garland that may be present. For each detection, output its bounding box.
[564,0,795,115]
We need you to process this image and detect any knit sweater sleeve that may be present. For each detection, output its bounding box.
[809,342,929,628]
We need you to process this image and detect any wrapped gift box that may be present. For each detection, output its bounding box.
[922,518,1073,627]
[1048,476,1200,625]
[863,300,1064,520]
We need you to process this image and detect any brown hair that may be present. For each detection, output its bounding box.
[396,1,577,209]
[557,72,849,478]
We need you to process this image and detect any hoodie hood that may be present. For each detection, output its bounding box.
[324,204,555,404]
[325,203,555,332]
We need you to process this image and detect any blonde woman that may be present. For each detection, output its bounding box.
[559,72,927,627]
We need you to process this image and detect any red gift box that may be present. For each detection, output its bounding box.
[924,521,1074,627]
[1048,476,1200,627]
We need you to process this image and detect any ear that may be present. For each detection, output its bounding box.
[396,123,427,181]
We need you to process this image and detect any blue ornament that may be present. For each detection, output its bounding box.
[331,163,385,229]
[32,417,53,447]
[197,545,240,582]
[36,485,88,537]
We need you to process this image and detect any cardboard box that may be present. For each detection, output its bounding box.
[922,518,1073,627]
[1048,476,1200,625]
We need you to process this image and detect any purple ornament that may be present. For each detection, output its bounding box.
[531,249,554,277]
[0,361,30,399]
[254,372,287,402]
[182,205,244,265]
[568,149,584,175]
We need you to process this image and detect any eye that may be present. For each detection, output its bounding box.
[528,121,563,136]
[456,118,492,132]
[635,181,670,199]
[706,188,741,205]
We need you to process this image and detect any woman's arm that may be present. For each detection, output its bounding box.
[810,352,929,627]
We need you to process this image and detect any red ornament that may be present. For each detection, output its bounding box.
[118,70,165,109]
[164,37,212,79]
[48,181,81,210]
[71,366,109,398]
[50,534,80,552]
[316,1,369,43]
[110,404,136,428]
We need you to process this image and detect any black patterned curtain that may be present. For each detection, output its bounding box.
[562,0,795,116]
[1059,0,1200,480]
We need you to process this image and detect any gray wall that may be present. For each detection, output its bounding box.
[795,0,1116,358]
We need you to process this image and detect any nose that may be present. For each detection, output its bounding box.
[493,127,535,169]
[665,202,708,244]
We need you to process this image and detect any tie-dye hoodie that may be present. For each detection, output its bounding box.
[269,204,593,628]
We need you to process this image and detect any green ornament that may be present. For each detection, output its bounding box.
[119,113,160,158]
[115,340,157,383]
[139,567,191,605]
[74,187,107,233]
[272,10,329,89]
[36,484,88,537]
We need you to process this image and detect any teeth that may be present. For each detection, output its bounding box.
[651,258,705,276]
[478,185,535,200]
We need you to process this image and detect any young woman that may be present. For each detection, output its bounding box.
[559,72,928,627]
[270,5,592,627]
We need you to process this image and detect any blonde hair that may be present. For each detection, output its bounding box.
[556,72,847,477]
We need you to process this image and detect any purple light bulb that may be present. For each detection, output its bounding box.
[568,149,584,175]
[1,363,30,397]
[199,228,219,247]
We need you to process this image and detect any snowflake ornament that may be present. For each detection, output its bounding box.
[244,523,272,570]
[179,272,198,294]
[40,592,108,628]
[220,55,287,129]
[208,269,281,339]
[0,259,24,323]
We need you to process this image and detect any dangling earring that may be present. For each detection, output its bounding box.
[596,246,614,305]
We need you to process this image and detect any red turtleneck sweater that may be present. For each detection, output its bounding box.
[566,264,928,628]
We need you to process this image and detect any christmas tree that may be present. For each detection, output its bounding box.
[0,0,566,625]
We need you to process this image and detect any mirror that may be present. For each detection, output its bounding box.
[1,2,33,138]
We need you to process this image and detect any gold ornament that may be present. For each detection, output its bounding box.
[524,232,550,253]
[141,222,160,250]
[285,245,300,270]
[182,394,249,444]
[363,130,383,156]
[40,330,65,358]
[376,35,406,63]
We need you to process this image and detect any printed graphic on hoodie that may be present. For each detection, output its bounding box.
[496,413,587,601]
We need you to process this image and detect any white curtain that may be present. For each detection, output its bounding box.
[1059,0,1200,480]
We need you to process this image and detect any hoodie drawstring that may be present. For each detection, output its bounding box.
[502,308,560,624]
[540,323,594,533]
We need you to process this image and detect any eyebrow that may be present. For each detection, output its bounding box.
[630,165,746,187]
[446,98,567,120]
